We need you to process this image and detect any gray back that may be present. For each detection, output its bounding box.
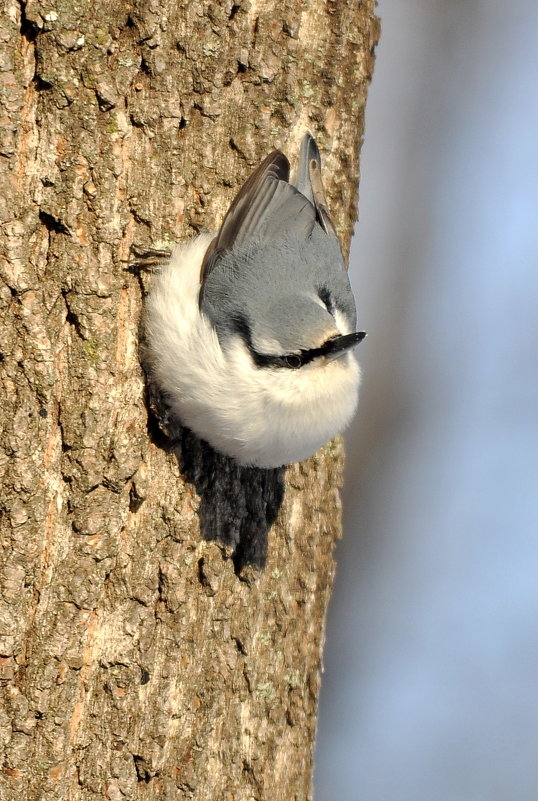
[200,134,356,355]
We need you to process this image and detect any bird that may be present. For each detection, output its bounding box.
[144,133,365,468]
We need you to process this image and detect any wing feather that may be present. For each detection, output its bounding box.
[201,149,318,287]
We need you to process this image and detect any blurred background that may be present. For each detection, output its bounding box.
[315,0,538,799]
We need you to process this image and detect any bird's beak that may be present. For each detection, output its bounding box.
[323,331,367,361]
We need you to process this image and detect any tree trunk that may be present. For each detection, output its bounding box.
[0,1,378,799]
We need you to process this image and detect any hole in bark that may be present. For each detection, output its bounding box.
[145,404,172,451]
[233,637,247,655]
[157,567,167,602]
[140,668,150,685]
[229,4,241,19]
[140,57,152,76]
[129,484,145,513]
[19,4,40,42]
[197,557,210,588]
[65,309,79,328]
[133,755,152,783]
[39,210,71,236]
[34,75,54,91]
[62,290,83,336]
[129,114,145,129]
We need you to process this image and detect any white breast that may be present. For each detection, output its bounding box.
[145,234,361,468]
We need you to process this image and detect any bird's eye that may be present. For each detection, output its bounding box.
[285,354,302,369]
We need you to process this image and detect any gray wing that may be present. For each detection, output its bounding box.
[295,132,338,239]
[201,150,318,285]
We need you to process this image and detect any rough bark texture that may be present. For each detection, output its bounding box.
[0,1,378,799]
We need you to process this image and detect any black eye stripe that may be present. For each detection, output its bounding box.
[230,314,305,369]
[251,352,305,369]
[229,312,365,370]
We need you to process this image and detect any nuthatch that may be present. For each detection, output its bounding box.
[145,133,365,467]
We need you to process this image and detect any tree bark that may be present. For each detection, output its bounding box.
[0,1,378,799]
